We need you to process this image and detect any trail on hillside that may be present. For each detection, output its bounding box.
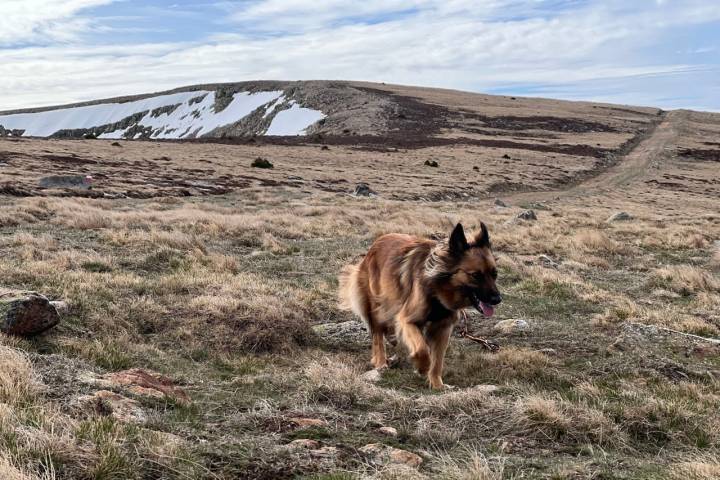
[506,110,684,203]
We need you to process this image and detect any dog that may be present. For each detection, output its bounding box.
[339,222,502,389]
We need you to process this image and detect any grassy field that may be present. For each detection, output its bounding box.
[1,95,719,479]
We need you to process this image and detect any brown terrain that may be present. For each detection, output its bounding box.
[1,82,719,480]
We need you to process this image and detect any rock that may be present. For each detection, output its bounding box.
[607,212,632,222]
[0,292,60,336]
[352,183,377,197]
[83,368,190,404]
[39,175,93,189]
[78,390,146,423]
[289,417,328,428]
[494,198,508,207]
[424,160,439,167]
[287,439,321,450]
[359,443,423,467]
[111,141,122,147]
[538,255,559,268]
[251,157,273,169]
[309,446,339,458]
[49,300,70,314]
[312,320,368,344]
[377,426,398,437]
[516,210,537,221]
[361,369,383,383]
[494,319,531,333]
[469,384,500,394]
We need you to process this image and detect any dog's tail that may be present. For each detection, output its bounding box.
[338,262,366,320]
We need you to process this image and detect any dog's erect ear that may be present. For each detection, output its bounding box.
[449,223,469,254]
[474,222,491,248]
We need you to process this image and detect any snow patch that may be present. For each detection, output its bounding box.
[0,90,321,138]
[266,104,326,136]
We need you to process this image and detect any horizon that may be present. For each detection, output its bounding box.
[1,1,719,111]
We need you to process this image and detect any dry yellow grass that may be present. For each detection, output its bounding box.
[0,346,36,406]
[652,266,720,295]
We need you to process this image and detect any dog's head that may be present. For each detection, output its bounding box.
[429,222,502,317]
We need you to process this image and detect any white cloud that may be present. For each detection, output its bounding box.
[0,0,719,110]
[0,0,117,46]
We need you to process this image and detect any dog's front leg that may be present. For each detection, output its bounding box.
[426,321,453,390]
[396,312,430,376]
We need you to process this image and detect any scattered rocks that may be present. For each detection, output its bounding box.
[251,157,273,169]
[607,211,632,223]
[0,292,60,336]
[424,160,439,167]
[78,390,146,423]
[360,443,423,467]
[312,320,368,344]
[494,318,531,333]
[377,426,398,437]
[502,154,511,159]
[289,417,328,428]
[494,198,508,208]
[352,183,377,197]
[111,141,122,147]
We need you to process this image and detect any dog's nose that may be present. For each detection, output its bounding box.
[488,293,503,305]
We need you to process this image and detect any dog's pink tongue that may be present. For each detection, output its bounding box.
[480,302,495,318]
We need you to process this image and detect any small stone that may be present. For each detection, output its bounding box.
[494,198,508,208]
[469,384,500,394]
[289,417,328,428]
[353,183,377,197]
[538,254,559,268]
[607,212,632,222]
[377,426,398,437]
[360,443,422,467]
[516,210,537,221]
[494,319,530,333]
[287,439,321,450]
[361,369,382,383]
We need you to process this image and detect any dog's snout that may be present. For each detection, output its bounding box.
[489,293,503,305]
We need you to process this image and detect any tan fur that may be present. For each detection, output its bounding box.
[339,224,500,389]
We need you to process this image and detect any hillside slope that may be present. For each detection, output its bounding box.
[0,81,662,144]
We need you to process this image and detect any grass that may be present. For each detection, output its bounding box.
[1,130,720,479]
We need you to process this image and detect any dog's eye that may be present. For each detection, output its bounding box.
[491,269,498,280]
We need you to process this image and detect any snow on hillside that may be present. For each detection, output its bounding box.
[0,90,325,139]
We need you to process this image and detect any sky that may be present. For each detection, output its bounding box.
[0,0,718,111]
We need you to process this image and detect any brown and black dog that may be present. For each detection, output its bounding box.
[339,222,502,389]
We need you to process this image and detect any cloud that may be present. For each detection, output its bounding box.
[0,0,117,46]
[0,0,719,110]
